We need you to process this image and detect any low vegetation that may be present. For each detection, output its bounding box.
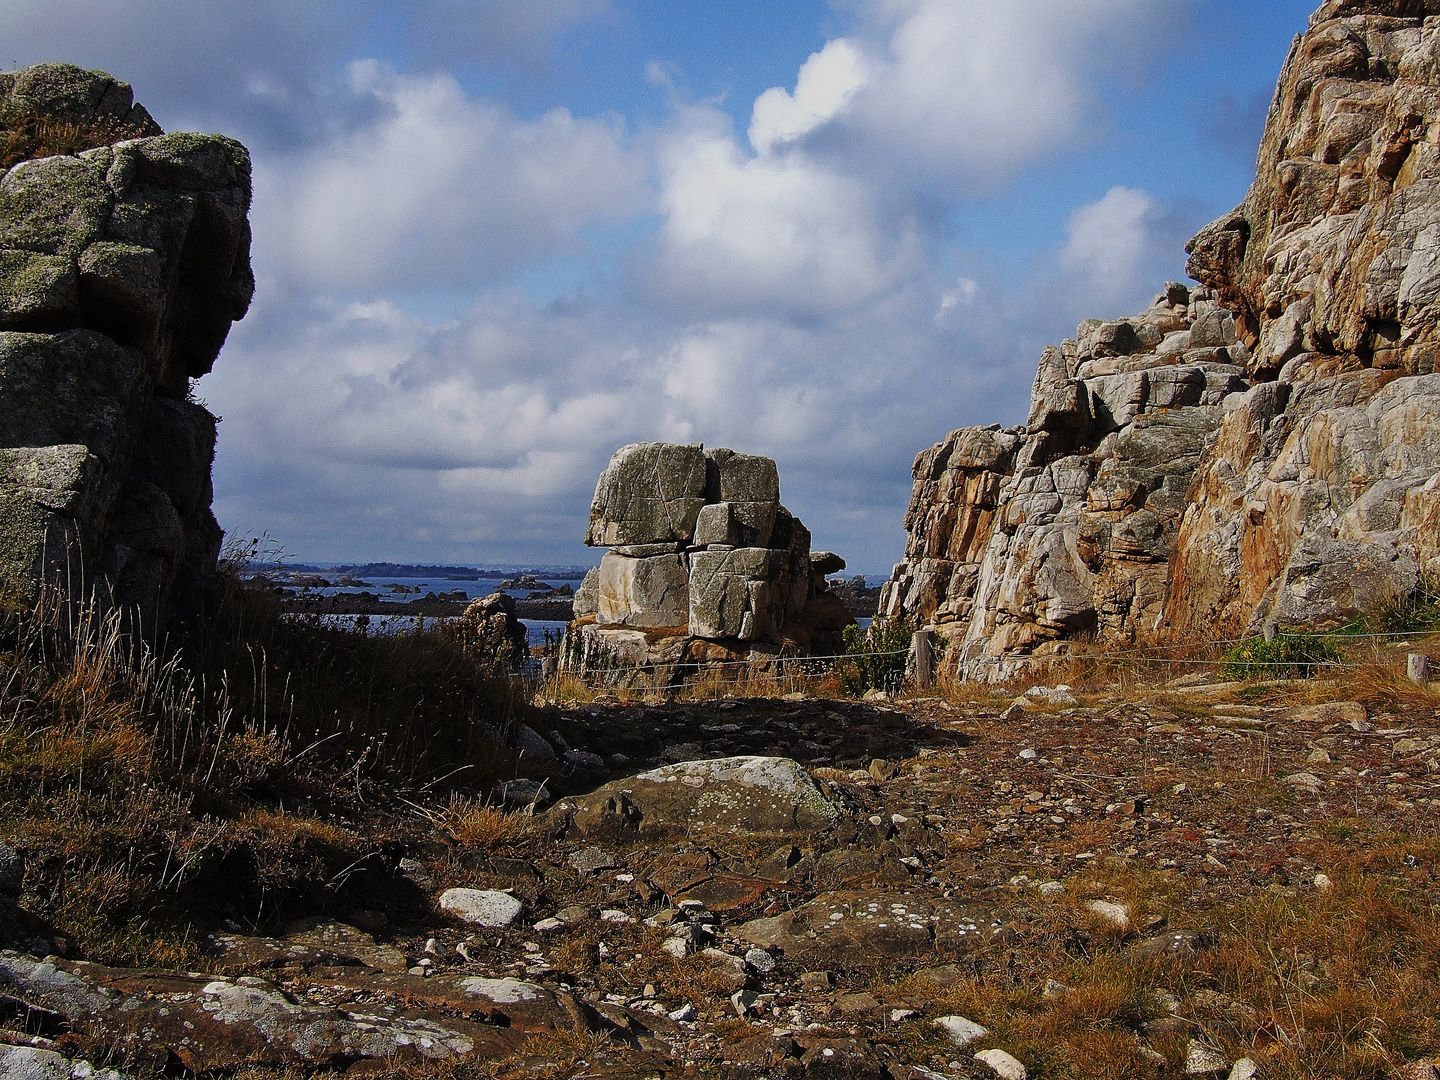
[0,567,526,966]
[0,111,153,168]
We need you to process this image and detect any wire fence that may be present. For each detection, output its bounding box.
[519,620,1440,703]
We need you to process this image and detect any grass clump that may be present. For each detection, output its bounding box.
[1219,631,1346,681]
[0,112,153,168]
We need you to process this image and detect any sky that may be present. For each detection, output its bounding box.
[3,0,1319,576]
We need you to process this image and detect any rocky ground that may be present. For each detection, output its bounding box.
[6,665,1440,1079]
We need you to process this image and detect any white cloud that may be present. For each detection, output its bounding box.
[740,0,1176,189]
[650,105,919,317]
[749,39,868,157]
[1057,186,1177,310]
[254,62,644,290]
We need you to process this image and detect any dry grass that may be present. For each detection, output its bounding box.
[440,797,528,851]
[0,572,527,963]
[0,112,153,168]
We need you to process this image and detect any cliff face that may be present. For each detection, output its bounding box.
[0,64,253,633]
[880,0,1440,678]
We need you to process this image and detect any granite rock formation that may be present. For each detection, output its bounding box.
[881,0,1440,677]
[0,64,252,633]
[566,443,855,676]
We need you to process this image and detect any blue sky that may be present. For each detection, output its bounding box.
[4,0,1317,576]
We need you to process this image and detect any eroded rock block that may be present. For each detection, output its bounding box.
[586,441,708,547]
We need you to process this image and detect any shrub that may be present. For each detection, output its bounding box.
[1220,630,1346,680]
[838,618,913,696]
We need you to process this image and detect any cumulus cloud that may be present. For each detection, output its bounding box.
[650,104,920,318]
[749,39,868,157]
[254,62,644,290]
[741,0,1181,188]
[1056,186,1192,311]
[7,0,1208,569]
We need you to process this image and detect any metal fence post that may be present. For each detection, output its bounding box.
[914,629,934,690]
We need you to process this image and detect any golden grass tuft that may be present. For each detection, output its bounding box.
[440,797,527,850]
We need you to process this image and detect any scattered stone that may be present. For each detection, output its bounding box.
[1186,1040,1230,1075]
[661,936,692,959]
[1042,979,1069,1000]
[1085,900,1131,931]
[800,970,833,991]
[1314,873,1334,894]
[731,988,760,1016]
[974,1048,1028,1080]
[532,918,566,934]
[567,846,620,874]
[1229,1060,1260,1080]
[599,909,633,923]
[744,947,777,973]
[1124,930,1211,963]
[1037,881,1065,899]
[868,758,900,781]
[1018,748,1038,760]
[438,889,524,928]
[0,1046,129,1080]
[933,1014,989,1048]
[567,756,843,839]
[668,1003,696,1022]
[1280,772,1323,793]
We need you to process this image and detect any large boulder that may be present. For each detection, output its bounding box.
[585,442,708,547]
[561,756,844,840]
[0,64,252,635]
[567,443,856,672]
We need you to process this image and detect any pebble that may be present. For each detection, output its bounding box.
[600,909,634,923]
[731,989,759,1016]
[661,936,692,959]
[1186,1040,1230,1075]
[800,971,832,991]
[1314,872,1334,893]
[1229,1060,1259,1080]
[974,1048,1027,1079]
[1018,748,1038,760]
[1037,881,1065,899]
[933,1014,989,1048]
[744,947,776,973]
[668,1003,696,1021]
[532,918,566,933]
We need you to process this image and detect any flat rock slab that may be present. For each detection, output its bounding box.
[0,1045,129,1080]
[0,952,507,1073]
[563,756,844,840]
[737,890,1009,966]
[439,888,524,927]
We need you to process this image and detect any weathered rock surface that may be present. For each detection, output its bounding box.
[567,443,856,676]
[882,2,1440,670]
[0,64,252,634]
[560,756,844,840]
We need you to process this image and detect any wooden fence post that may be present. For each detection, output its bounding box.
[1409,653,1431,685]
[914,629,935,691]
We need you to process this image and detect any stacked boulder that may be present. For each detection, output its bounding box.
[0,64,253,633]
[879,285,1252,679]
[566,442,854,675]
[883,0,1440,679]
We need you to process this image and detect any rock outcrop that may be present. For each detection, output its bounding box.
[881,1,1440,676]
[565,443,855,677]
[0,64,252,633]
[878,285,1252,677]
